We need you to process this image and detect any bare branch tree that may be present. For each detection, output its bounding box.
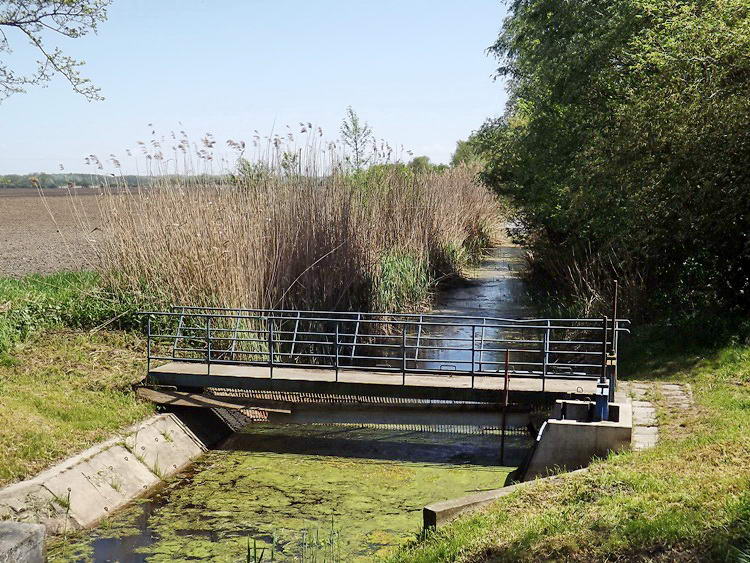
[0,0,110,102]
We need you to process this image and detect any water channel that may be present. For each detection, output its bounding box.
[49,246,533,562]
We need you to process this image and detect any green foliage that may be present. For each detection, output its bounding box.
[477,0,750,320]
[372,250,431,312]
[450,139,481,167]
[0,271,158,354]
[408,156,448,174]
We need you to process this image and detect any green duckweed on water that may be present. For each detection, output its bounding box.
[48,424,515,562]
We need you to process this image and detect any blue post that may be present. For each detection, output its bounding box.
[594,316,610,421]
[594,378,610,421]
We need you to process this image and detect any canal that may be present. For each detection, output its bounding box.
[49,246,533,562]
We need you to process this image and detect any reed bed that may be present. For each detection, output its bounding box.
[86,162,502,313]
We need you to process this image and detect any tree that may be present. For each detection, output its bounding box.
[340,106,373,169]
[0,0,109,102]
[408,155,431,174]
[450,139,480,166]
[478,0,750,317]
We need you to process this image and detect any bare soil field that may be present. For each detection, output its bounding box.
[0,188,101,277]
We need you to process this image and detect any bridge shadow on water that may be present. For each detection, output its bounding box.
[218,423,532,468]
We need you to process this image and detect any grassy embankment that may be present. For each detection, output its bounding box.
[0,165,502,486]
[388,320,750,562]
[0,272,154,486]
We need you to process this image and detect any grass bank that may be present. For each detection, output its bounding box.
[388,323,750,562]
[0,330,153,486]
[0,273,157,485]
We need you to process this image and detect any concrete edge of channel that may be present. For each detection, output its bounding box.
[423,468,590,529]
[0,409,227,540]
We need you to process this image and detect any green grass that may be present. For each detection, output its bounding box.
[387,323,750,562]
[372,251,432,312]
[0,271,155,357]
[0,330,154,485]
[0,271,160,485]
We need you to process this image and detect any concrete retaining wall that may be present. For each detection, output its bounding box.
[0,413,211,534]
[0,522,45,562]
[523,400,632,481]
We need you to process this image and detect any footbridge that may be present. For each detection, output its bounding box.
[139,307,629,407]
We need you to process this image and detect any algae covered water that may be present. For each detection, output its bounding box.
[50,424,512,561]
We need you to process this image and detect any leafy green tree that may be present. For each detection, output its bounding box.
[450,139,481,166]
[478,0,750,317]
[408,156,431,174]
[340,106,373,169]
[0,0,109,102]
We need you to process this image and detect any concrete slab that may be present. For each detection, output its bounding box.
[0,482,64,532]
[0,522,45,563]
[41,444,159,528]
[123,415,206,477]
[522,400,632,481]
[0,412,211,534]
[424,484,523,528]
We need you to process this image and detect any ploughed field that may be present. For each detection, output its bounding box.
[0,189,100,277]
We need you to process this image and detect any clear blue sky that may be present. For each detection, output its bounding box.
[1,0,508,174]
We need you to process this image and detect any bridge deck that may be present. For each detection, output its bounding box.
[149,361,597,403]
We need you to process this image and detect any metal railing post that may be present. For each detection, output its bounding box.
[610,280,619,400]
[542,320,550,392]
[479,318,486,372]
[501,349,510,465]
[401,326,406,385]
[206,316,211,377]
[595,316,610,421]
[290,311,301,359]
[470,325,476,388]
[335,322,340,382]
[268,317,274,379]
[146,316,151,384]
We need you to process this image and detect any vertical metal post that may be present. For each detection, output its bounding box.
[470,325,476,388]
[350,313,361,360]
[146,316,152,384]
[595,316,610,420]
[501,349,510,465]
[268,317,274,379]
[290,311,301,358]
[229,315,241,361]
[479,318,486,372]
[335,322,340,382]
[413,314,423,369]
[542,320,550,392]
[610,280,619,401]
[206,316,211,377]
[401,326,406,385]
[600,316,608,380]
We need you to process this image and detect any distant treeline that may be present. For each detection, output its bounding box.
[0,173,148,189]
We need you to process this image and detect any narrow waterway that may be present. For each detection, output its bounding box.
[49,246,534,562]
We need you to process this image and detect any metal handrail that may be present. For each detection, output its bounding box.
[142,308,628,390]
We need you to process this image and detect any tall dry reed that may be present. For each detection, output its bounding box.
[84,162,501,312]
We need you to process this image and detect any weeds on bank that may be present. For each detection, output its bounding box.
[0,271,159,356]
